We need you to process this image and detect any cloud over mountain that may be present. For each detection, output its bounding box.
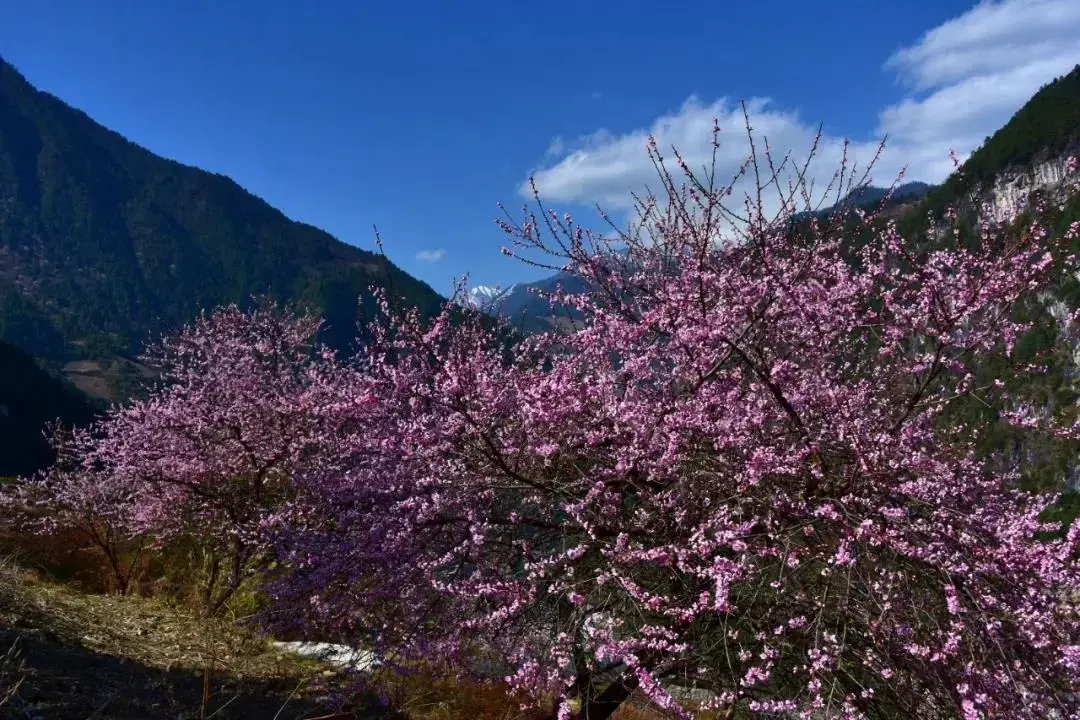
[525,0,1080,211]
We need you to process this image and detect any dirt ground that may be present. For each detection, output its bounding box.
[0,560,678,719]
[0,563,385,719]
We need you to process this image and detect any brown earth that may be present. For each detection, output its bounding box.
[0,562,384,719]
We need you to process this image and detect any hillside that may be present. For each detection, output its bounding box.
[472,272,587,333]
[0,341,98,478]
[894,65,1080,497]
[0,56,445,368]
[917,64,1080,219]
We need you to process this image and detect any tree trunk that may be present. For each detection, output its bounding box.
[201,551,221,614]
[204,540,248,617]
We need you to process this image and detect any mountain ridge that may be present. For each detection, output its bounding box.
[0,56,445,372]
[916,64,1080,220]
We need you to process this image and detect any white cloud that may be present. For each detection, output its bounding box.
[525,96,880,214]
[878,0,1080,179]
[885,0,1080,91]
[415,248,447,263]
[545,136,566,159]
[524,0,1080,211]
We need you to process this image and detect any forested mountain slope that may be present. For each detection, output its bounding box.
[0,56,444,366]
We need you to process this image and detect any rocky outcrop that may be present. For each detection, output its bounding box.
[981,154,1078,223]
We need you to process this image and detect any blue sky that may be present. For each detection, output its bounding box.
[1,1,1079,295]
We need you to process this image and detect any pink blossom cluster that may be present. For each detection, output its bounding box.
[265,145,1080,717]
[5,300,345,612]
[10,137,1080,718]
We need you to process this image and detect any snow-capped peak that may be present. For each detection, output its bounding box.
[461,284,516,311]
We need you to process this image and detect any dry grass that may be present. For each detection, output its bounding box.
[0,526,137,595]
[0,638,25,712]
[0,565,298,677]
[0,543,698,718]
[0,559,371,718]
[612,699,679,720]
[0,517,694,718]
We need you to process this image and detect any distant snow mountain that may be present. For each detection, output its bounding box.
[462,284,516,310]
[463,271,592,333]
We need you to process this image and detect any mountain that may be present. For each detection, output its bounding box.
[0,340,99,478]
[790,181,934,224]
[841,181,932,208]
[463,284,516,311]
[466,271,591,333]
[0,56,445,384]
[916,64,1080,221]
[890,65,1080,499]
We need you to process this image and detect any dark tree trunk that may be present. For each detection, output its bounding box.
[201,551,221,614]
[204,541,248,617]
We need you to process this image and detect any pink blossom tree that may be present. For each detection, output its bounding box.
[269,131,1080,719]
[103,300,350,615]
[1,423,147,594]
[6,300,344,614]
